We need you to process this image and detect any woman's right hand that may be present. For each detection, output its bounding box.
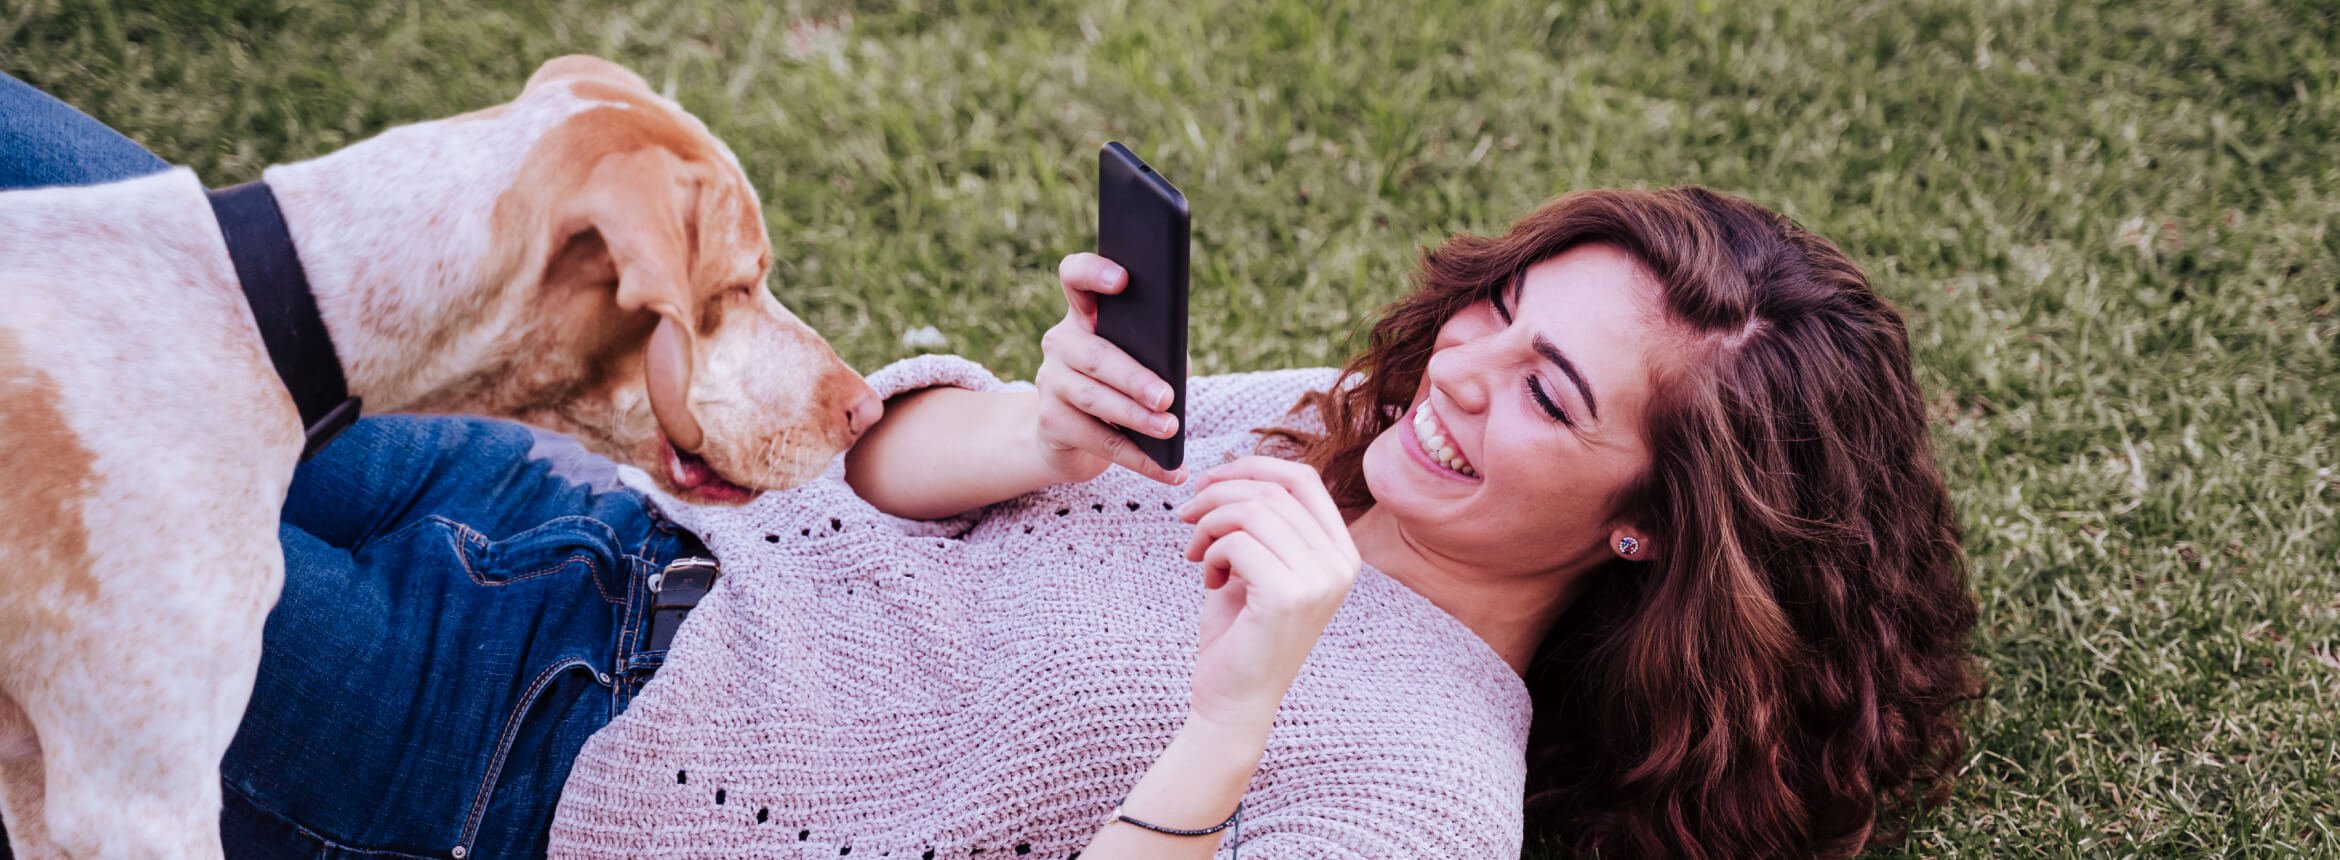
[1033,252,1186,486]
[1175,456,1362,728]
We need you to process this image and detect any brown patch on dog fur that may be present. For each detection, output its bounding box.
[467,85,768,419]
[438,62,867,499]
[0,328,100,607]
[477,105,714,399]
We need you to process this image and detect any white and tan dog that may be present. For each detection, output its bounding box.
[0,56,880,858]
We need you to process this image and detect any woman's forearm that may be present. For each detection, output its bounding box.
[1080,710,1270,858]
[843,387,1076,520]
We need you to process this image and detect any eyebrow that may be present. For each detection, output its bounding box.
[1510,269,1601,422]
[1532,334,1600,422]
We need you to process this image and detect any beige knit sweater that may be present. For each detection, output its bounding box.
[548,356,1531,858]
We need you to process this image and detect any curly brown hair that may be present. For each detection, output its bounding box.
[1267,187,1982,858]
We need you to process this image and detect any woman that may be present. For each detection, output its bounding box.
[218,188,1978,860]
[3,78,1977,858]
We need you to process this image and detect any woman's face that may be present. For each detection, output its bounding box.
[1360,243,1671,575]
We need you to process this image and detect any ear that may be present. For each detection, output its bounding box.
[525,55,652,95]
[560,148,707,452]
[1608,528,1654,562]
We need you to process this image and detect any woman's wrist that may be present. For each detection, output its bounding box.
[1113,717,1264,836]
[1024,398,1111,486]
[1172,708,1273,778]
[1179,699,1278,752]
[1081,708,1270,856]
[846,388,1090,519]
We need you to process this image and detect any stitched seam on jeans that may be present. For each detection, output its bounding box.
[490,553,600,585]
[585,556,635,605]
[610,557,642,713]
[618,557,643,661]
[432,518,493,585]
[618,554,660,703]
[425,515,611,588]
[460,656,593,847]
[374,513,459,546]
[224,781,446,859]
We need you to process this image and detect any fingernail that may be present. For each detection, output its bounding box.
[1104,263,1126,286]
[1152,414,1176,435]
[1149,384,1172,408]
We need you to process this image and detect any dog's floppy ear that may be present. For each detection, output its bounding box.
[563,147,708,453]
[525,55,651,95]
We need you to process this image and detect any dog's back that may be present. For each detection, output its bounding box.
[0,169,299,858]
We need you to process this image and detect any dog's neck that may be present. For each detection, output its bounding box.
[258,97,596,414]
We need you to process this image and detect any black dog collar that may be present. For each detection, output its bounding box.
[207,180,361,460]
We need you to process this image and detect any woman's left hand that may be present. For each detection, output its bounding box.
[1174,456,1362,729]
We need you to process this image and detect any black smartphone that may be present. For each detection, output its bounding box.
[1094,141,1191,472]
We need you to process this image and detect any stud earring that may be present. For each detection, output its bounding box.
[1616,536,1641,557]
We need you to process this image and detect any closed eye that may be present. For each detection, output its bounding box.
[1495,278,1581,427]
[1526,376,1573,426]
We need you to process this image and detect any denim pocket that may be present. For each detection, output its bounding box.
[426,514,628,594]
[224,516,634,858]
[459,656,608,855]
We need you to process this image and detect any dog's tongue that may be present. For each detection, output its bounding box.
[666,446,717,490]
[663,444,760,504]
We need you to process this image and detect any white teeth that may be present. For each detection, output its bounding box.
[1410,403,1476,476]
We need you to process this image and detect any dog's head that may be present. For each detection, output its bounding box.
[479,56,879,504]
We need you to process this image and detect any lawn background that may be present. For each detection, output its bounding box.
[7,0,2337,855]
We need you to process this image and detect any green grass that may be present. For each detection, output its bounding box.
[9,0,2338,855]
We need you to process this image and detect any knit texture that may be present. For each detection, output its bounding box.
[549,355,1532,858]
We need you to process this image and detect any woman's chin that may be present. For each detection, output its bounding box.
[1361,430,1471,513]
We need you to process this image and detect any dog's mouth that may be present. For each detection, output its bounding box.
[660,437,761,505]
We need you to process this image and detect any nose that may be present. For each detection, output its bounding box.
[1424,342,1492,415]
[844,390,884,438]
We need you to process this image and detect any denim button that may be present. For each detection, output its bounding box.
[451,847,468,859]
[595,671,612,685]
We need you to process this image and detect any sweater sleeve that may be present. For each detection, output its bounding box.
[863,353,1030,400]
[867,357,1340,444]
[1183,367,1345,442]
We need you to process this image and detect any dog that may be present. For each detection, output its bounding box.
[0,55,881,858]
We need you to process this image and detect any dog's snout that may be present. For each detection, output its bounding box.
[844,391,883,439]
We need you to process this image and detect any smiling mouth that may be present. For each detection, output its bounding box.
[1410,403,1478,477]
[661,438,760,504]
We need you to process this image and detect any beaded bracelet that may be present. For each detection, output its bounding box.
[1105,797,1243,856]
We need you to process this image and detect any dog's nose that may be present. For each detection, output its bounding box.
[844,391,884,438]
